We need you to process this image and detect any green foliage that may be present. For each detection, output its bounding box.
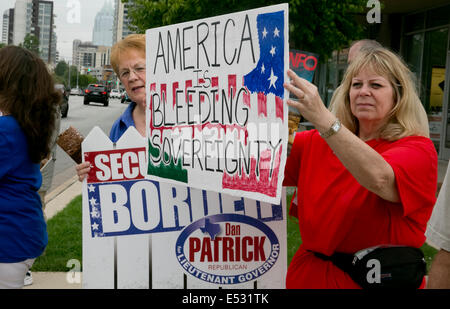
[52,73,66,86]
[288,0,367,58]
[20,33,40,56]
[286,191,302,264]
[422,242,438,272]
[77,74,99,89]
[53,62,99,89]
[123,0,367,59]
[54,61,68,77]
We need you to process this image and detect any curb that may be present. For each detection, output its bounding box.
[45,175,79,204]
[44,176,82,220]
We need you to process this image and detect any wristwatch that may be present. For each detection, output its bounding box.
[320,119,341,138]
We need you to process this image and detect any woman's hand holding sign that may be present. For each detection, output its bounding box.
[76,162,91,182]
[284,69,336,135]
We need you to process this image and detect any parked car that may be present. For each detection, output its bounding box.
[70,88,82,96]
[84,84,109,106]
[54,83,69,118]
[110,89,121,99]
[121,91,132,104]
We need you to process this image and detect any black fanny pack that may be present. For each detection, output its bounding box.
[313,245,427,289]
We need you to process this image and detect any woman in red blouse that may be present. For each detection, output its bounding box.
[283,48,437,288]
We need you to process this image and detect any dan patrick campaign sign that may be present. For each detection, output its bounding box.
[81,126,287,288]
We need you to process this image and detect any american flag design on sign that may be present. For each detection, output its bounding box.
[221,10,285,197]
[244,10,285,120]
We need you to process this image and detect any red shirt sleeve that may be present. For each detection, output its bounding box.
[381,136,437,217]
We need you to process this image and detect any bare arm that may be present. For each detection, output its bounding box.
[284,70,399,202]
[427,249,450,289]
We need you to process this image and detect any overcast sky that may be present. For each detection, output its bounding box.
[0,0,109,61]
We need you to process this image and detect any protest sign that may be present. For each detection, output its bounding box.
[289,49,319,83]
[82,126,286,288]
[145,4,289,205]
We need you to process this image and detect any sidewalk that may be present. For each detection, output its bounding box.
[23,272,82,289]
[44,175,81,220]
[23,160,450,289]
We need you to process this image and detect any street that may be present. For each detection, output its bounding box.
[49,95,129,194]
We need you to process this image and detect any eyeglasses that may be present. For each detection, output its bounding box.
[118,64,146,80]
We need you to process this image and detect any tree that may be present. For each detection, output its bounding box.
[78,74,98,89]
[21,33,40,56]
[53,61,100,89]
[55,61,68,77]
[52,72,66,86]
[122,0,367,60]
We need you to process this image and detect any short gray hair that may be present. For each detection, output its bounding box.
[350,39,382,53]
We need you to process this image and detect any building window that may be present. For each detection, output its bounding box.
[422,28,448,113]
[322,49,348,107]
[405,13,425,33]
[404,33,424,90]
[403,5,450,154]
[426,5,450,29]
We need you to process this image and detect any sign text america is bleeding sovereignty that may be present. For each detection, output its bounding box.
[146,5,289,204]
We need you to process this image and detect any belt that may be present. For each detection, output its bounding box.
[311,251,355,274]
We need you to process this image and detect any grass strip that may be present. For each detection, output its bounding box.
[31,195,83,271]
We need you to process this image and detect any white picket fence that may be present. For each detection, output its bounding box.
[81,126,287,289]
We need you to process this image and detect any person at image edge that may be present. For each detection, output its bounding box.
[0,46,60,289]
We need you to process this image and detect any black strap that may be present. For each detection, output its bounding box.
[311,248,426,289]
[312,251,355,274]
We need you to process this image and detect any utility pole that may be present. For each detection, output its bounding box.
[68,60,71,89]
[76,63,79,89]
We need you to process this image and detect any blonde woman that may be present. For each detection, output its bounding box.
[283,48,437,288]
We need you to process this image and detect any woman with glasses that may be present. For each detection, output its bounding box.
[76,34,147,179]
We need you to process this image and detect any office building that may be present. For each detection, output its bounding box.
[113,0,135,45]
[1,10,9,44]
[93,0,114,47]
[72,39,112,83]
[2,0,56,64]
